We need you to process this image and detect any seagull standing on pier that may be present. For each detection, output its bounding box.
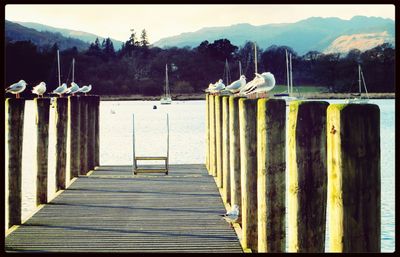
[52,83,68,97]
[5,80,28,99]
[210,79,225,94]
[238,72,276,98]
[32,82,46,98]
[66,82,80,96]
[220,204,239,227]
[78,84,92,96]
[223,75,246,94]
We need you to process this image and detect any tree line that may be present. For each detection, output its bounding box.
[5,29,395,97]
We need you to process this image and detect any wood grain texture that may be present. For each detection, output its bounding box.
[257,99,286,252]
[327,104,380,253]
[239,98,258,252]
[54,97,68,191]
[5,98,25,227]
[215,96,223,188]
[288,101,329,252]
[222,96,230,204]
[34,98,50,205]
[5,165,242,253]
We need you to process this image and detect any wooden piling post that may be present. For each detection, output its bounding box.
[257,99,286,252]
[229,96,242,222]
[85,96,96,171]
[205,94,210,171]
[215,95,223,188]
[239,98,258,252]
[5,98,25,227]
[79,96,88,175]
[327,104,380,253]
[34,98,50,205]
[288,101,329,253]
[209,95,216,177]
[222,96,230,204]
[67,96,80,178]
[94,96,100,167]
[54,97,68,190]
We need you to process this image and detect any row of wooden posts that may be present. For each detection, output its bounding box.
[205,94,380,253]
[5,95,100,229]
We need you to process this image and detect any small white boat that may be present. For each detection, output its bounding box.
[160,64,172,104]
[346,64,369,104]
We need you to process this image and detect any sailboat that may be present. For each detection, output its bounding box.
[274,49,297,102]
[160,64,172,104]
[346,64,369,104]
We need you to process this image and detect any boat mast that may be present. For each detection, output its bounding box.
[254,42,258,74]
[165,64,169,97]
[286,49,289,94]
[360,66,369,99]
[57,50,61,87]
[358,64,362,95]
[239,61,242,77]
[225,59,230,85]
[289,53,293,94]
[72,58,75,83]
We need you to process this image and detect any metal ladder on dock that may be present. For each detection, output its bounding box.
[132,113,169,175]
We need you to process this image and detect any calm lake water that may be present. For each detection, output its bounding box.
[6,99,394,252]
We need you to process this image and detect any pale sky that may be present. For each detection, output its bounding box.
[5,4,395,43]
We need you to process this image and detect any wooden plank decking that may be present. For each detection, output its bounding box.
[5,165,242,253]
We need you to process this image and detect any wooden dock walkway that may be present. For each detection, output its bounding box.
[5,165,242,253]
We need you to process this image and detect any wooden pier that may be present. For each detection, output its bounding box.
[5,93,382,253]
[5,165,242,252]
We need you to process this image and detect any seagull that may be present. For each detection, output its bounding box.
[66,82,80,96]
[238,72,276,98]
[78,84,92,96]
[52,83,68,97]
[205,82,216,93]
[32,82,46,98]
[5,80,28,99]
[223,75,246,94]
[220,204,239,227]
[209,79,225,94]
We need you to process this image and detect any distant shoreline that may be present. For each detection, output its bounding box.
[100,92,395,101]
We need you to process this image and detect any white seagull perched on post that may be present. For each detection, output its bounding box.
[5,79,28,99]
[52,83,68,97]
[205,82,216,93]
[238,72,276,98]
[66,82,80,96]
[220,204,239,227]
[78,84,92,96]
[209,79,225,94]
[32,81,46,98]
[223,75,246,94]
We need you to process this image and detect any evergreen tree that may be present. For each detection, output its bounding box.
[140,29,149,48]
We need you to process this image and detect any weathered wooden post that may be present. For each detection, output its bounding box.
[257,99,286,252]
[67,96,80,178]
[205,94,210,171]
[239,98,258,252]
[34,98,50,205]
[288,101,329,253]
[94,96,100,167]
[54,97,68,190]
[222,96,230,204]
[229,96,242,222]
[215,95,223,188]
[79,96,88,175]
[5,98,25,227]
[327,104,380,253]
[209,95,216,177]
[86,96,96,171]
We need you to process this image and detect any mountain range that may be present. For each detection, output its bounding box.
[6,16,395,55]
[5,20,123,51]
[153,16,394,55]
